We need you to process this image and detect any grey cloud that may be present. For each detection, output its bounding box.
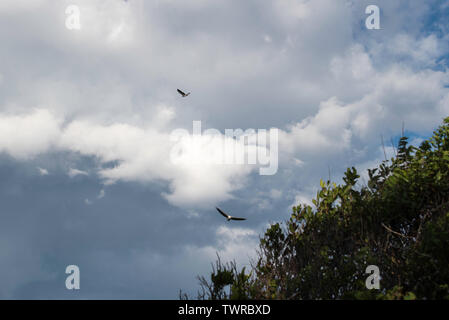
[0,0,448,298]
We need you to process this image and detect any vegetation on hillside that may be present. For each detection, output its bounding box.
[190,117,449,300]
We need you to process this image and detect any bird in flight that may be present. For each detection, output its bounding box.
[216,207,246,221]
[177,89,191,97]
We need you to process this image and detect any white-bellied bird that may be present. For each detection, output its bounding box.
[216,207,246,221]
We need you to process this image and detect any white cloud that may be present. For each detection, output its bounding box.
[97,189,105,199]
[0,0,448,211]
[37,167,49,176]
[68,168,89,178]
[0,108,264,208]
[263,35,272,43]
[1,38,448,210]
[292,193,314,208]
[269,189,282,200]
[279,44,449,160]
[0,0,46,12]
[0,109,61,160]
[184,225,259,268]
[390,34,443,65]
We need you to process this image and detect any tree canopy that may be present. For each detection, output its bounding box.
[192,117,449,300]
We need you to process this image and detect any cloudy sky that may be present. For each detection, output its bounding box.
[0,0,448,299]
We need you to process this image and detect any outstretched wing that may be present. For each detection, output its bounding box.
[177,89,186,96]
[216,207,230,219]
[230,217,246,221]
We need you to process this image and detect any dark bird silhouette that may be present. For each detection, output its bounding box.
[177,89,191,97]
[216,207,246,221]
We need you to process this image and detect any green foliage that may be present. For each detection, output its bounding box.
[194,254,255,300]
[195,117,449,300]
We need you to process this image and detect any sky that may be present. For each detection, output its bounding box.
[0,0,448,299]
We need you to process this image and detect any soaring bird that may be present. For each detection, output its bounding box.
[216,207,246,221]
[177,89,190,97]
